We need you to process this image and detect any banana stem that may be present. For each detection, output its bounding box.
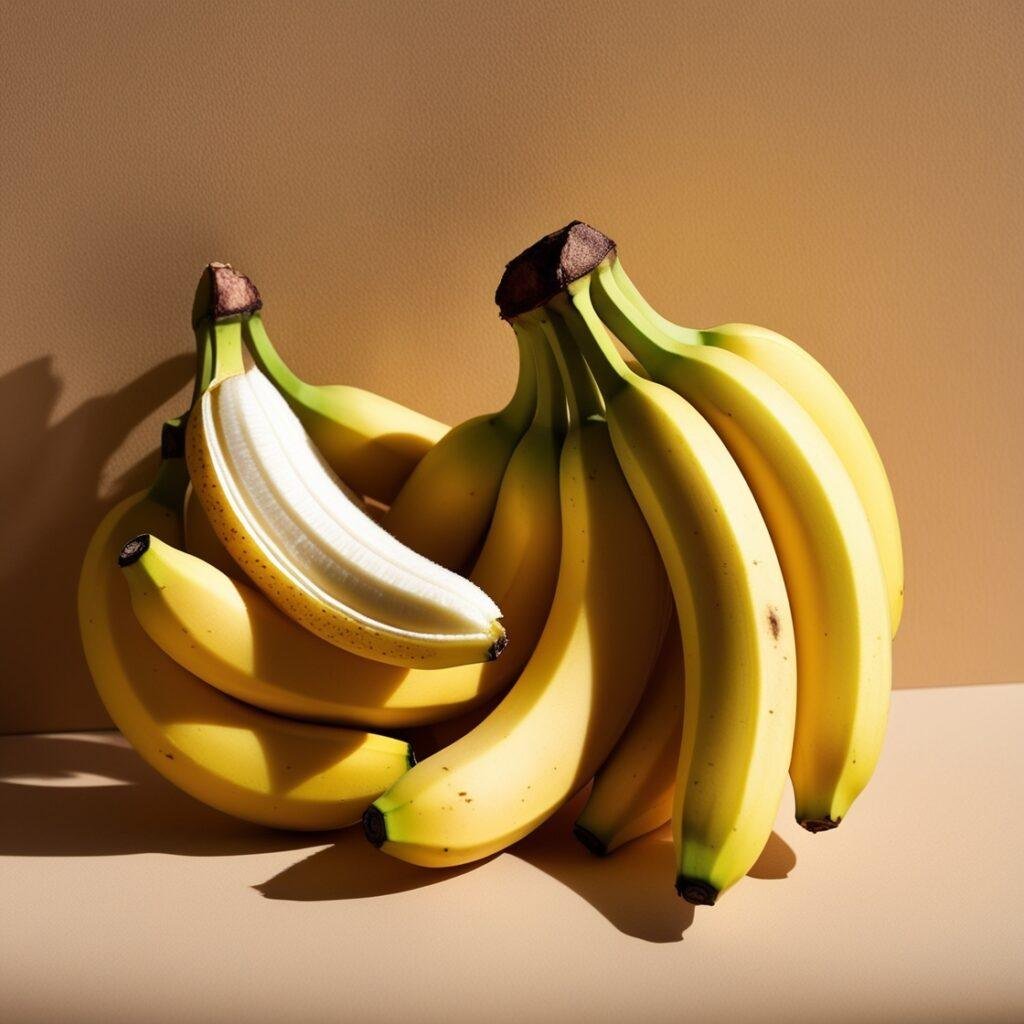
[210,318,246,384]
[536,309,604,426]
[592,265,693,377]
[495,326,538,432]
[189,321,216,407]
[561,279,632,402]
[610,259,695,347]
[515,320,567,435]
[245,316,311,398]
[147,422,190,510]
[147,315,218,511]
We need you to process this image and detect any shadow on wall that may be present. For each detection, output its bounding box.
[0,733,797,945]
[0,354,194,733]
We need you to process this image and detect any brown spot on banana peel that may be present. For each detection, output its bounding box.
[767,607,781,640]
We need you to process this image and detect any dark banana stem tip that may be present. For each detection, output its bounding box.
[362,805,388,848]
[118,535,151,568]
[800,816,842,834]
[572,824,609,857]
[495,220,616,319]
[487,633,509,661]
[676,877,718,906]
[191,262,262,327]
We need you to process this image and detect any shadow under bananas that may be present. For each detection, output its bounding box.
[0,732,796,943]
[0,732,326,859]
[0,352,195,734]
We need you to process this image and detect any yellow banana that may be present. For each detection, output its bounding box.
[364,312,669,868]
[383,326,538,571]
[574,618,684,855]
[183,484,244,581]
[592,261,892,830]
[79,417,413,831]
[610,259,904,635]
[226,270,446,505]
[491,222,796,904]
[123,332,566,729]
[186,264,504,668]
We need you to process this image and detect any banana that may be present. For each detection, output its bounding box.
[591,261,893,831]
[185,263,505,668]
[183,483,244,581]
[244,310,447,504]
[363,312,669,868]
[493,221,797,904]
[574,618,684,856]
[609,259,904,635]
[123,332,566,729]
[79,405,414,830]
[382,319,538,571]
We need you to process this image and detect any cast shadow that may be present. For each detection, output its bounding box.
[0,352,193,731]
[0,733,322,858]
[1,733,796,943]
[255,787,797,945]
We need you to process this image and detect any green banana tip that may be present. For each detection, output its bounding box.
[117,534,151,568]
[362,805,388,848]
[676,876,718,906]
[191,262,262,328]
[495,221,616,320]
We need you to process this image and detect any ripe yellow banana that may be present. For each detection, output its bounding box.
[79,416,413,831]
[383,322,538,572]
[495,222,797,904]
[592,261,893,831]
[363,314,669,868]
[244,311,447,504]
[186,264,504,668]
[610,259,904,635]
[123,332,566,729]
[574,618,684,855]
[563,282,795,905]
[183,484,244,581]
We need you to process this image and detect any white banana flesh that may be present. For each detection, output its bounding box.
[188,317,505,668]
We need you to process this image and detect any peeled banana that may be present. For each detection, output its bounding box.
[185,264,505,668]
[79,419,413,830]
[124,329,566,729]
[244,310,447,504]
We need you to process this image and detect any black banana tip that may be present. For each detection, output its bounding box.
[799,816,842,834]
[572,824,608,857]
[191,262,262,327]
[161,420,187,459]
[495,221,616,319]
[487,632,509,661]
[362,805,388,848]
[676,877,718,906]
[118,535,151,568]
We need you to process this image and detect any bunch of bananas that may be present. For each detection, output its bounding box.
[80,222,901,906]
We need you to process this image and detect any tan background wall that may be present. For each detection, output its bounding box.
[2,1,1021,733]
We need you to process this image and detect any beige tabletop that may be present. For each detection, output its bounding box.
[2,683,1022,1024]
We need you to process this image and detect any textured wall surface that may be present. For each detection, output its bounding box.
[2,1,1022,732]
